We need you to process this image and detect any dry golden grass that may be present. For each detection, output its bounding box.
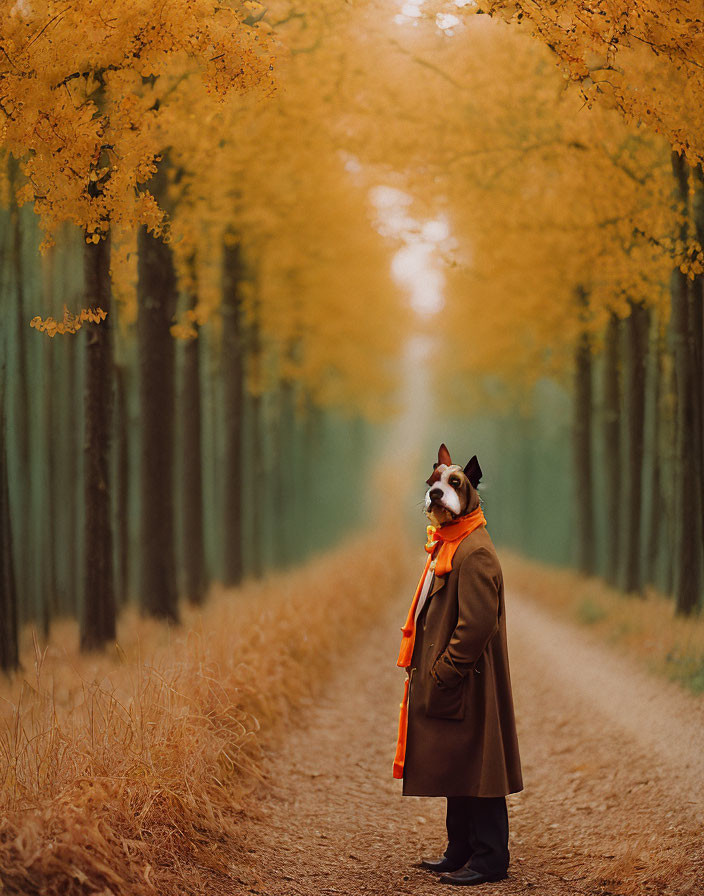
[588,831,703,896]
[0,528,413,896]
[501,548,704,693]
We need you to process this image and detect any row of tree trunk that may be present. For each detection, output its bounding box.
[0,203,374,671]
[571,153,704,615]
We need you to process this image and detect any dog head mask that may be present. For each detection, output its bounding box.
[425,443,482,526]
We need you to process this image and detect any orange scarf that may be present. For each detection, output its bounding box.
[392,504,487,779]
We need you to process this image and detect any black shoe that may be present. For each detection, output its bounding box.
[420,855,470,873]
[439,867,508,886]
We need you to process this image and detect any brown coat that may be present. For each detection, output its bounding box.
[402,523,523,797]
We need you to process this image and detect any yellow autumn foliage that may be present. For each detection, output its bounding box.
[29,305,107,338]
[5,0,701,414]
[475,0,704,166]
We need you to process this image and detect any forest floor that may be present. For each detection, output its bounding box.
[236,586,704,896]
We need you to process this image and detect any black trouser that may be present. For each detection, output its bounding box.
[444,795,509,875]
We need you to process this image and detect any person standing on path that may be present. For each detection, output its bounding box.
[393,444,523,886]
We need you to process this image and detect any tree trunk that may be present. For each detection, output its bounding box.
[573,286,596,576]
[661,334,677,597]
[300,391,323,558]
[247,303,264,580]
[645,315,666,589]
[279,341,301,567]
[0,356,19,672]
[206,339,222,581]
[692,163,704,564]
[602,309,622,587]
[81,232,116,651]
[137,217,179,622]
[40,247,59,636]
[670,151,702,615]
[65,329,80,616]
[114,363,130,608]
[221,241,245,586]
[8,158,31,624]
[248,389,265,579]
[623,298,650,595]
[181,268,207,605]
[270,378,289,569]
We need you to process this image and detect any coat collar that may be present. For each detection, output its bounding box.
[428,572,447,598]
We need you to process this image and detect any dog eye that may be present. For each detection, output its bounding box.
[449,476,461,487]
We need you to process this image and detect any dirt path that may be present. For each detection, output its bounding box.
[238,585,704,896]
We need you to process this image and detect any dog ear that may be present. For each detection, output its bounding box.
[463,455,482,488]
[426,443,453,486]
[438,443,452,467]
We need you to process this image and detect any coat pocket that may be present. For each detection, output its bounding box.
[425,674,466,721]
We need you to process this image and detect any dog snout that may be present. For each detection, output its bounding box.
[428,488,444,502]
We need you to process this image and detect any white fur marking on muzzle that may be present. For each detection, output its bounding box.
[425,481,461,515]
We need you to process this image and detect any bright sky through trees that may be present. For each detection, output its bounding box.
[370,185,449,317]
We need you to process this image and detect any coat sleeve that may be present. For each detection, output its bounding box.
[430,547,500,688]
